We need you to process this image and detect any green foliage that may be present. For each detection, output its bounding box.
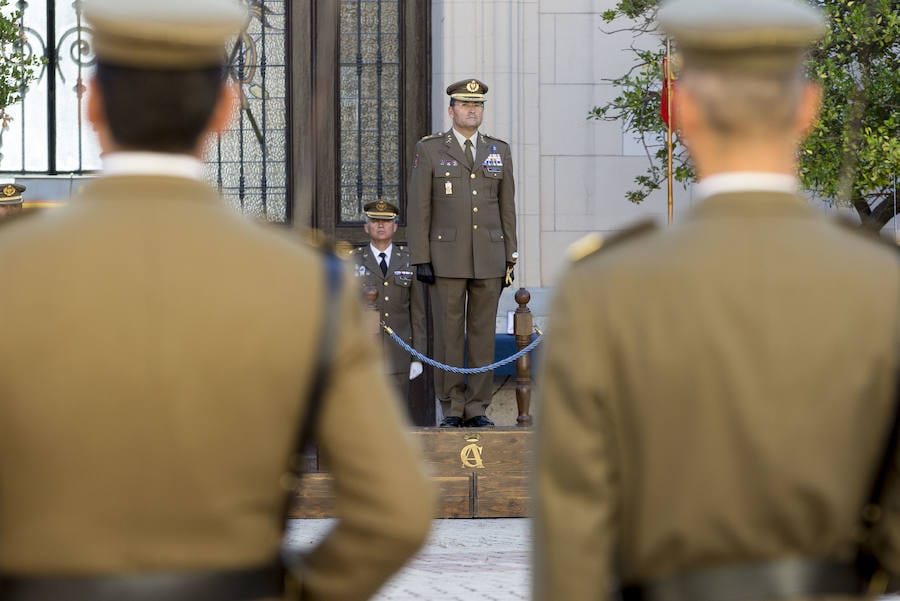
[0,0,44,123]
[591,0,900,229]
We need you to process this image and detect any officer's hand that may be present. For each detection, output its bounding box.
[409,361,423,381]
[416,263,436,285]
[502,262,515,288]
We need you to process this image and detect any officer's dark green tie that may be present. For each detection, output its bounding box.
[464,139,474,170]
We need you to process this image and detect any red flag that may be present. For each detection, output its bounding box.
[660,56,676,128]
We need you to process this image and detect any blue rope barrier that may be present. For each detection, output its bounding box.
[382,324,543,374]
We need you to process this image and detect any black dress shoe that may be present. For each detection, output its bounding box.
[463,415,495,428]
[440,416,463,428]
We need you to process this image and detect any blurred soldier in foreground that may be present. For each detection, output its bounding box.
[0,0,434,599]
[0,183,24,218]
[535,0,900,599]
[350,199,425,400]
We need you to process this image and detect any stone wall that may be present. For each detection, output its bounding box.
[431,0,698,289]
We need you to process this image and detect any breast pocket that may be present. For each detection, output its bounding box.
[434,164,462,197]
[393,269,414,287]
[481,165,504,180]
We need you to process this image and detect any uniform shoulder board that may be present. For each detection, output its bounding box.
[420,132,444,142]
[833,215,899,251]
[566,219,658,263]
[482,133,507,145]
[339,242,362,257]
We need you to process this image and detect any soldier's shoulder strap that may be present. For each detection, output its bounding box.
[420,131,445,142]
[293,250,344,459]
[566,219,658,263]
[482,132,508,146]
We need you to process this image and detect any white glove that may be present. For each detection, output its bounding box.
[409,361,423,380]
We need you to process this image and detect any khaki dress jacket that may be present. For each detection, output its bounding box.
[535,191,900,601]
[407,129,517,279]
[350,244,426,376]
[0,174,435,601]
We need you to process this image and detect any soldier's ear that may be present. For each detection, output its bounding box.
[86,77,103,129]
[795,81,822,139]
[86,77,115,154]
[207,81,239,136]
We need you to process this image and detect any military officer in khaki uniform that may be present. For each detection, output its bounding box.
[407,78,518,428]
[0,183,24,218]
[351,199,426,399]
[535,0,900,599]
[0,1,434,600]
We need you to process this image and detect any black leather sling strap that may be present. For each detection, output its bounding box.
[622,369,900,601]
[290,250,344,463]
[0,253,346,601]
[854,368,900,592]
[279,249,343,523]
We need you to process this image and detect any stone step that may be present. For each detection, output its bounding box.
[289,427,533,518]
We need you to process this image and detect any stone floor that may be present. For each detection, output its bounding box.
[285,518,530,600]
[286,518,900,601]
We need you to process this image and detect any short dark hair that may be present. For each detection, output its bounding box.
[95,62,226,153]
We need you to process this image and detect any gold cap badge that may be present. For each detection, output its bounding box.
[446,78,489,103]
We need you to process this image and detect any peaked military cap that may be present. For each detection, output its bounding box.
[657,0,826,73]
[364,200,400,220]
[0,183,25,206]
[447,79,489,103]
[83,0,248,69]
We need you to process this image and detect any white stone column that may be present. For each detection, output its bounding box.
[536,0,700,285]
[433,0,695,288]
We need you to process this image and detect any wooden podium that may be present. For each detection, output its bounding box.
[288,427,533,518]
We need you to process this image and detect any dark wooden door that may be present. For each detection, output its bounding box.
[288,0,431,246]
[288,1,435,426]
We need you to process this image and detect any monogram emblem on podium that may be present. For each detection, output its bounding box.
[460,433,485,469]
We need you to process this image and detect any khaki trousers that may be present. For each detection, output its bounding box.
[431,276,502,418]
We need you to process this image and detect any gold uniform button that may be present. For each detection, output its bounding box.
[473,207,479,213]
[470,173,476,180]
[473,225,478,230]
[384,296,390,301]
[383,281,389,286]
[438,235,443,240]
[472,190,478,196]
[384,312,390,317]
[445,172,450,177]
